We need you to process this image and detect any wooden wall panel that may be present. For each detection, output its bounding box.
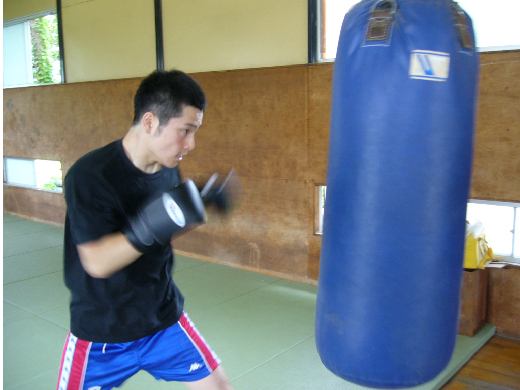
[470,51,520,203]
[3,185,65,225]
[174,176,311,279]
[173,66,314,279]
[307,63,333,183]
[184,66,309,181]
[3,78,141,176]
[4,83,102,171]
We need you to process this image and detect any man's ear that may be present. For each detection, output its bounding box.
[142,112,159,134]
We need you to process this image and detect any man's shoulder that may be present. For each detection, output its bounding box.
[68,140,121,176]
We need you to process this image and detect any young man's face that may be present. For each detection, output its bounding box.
[150,105,203,168]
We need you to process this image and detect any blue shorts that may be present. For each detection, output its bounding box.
[57,312,221,390]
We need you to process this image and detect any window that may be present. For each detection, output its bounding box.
[4,157,63,193]
[314,0,520,62]
[467,200,519,260]
[317,0,358,61]
[315,185,519,262]
[314,185,326,235]
[3,10,62,87]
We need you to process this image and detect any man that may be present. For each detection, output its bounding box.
[57,69,233,390]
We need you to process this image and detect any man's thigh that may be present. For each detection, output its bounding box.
[139,312,221,382]
[57,333,139,390]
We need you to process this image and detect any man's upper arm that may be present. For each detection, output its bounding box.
[65,166,121,246]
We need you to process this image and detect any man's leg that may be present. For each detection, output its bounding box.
[57,332,139,390]
[142,312,233,388]
[183,366,234,390]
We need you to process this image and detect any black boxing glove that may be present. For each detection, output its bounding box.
[199,168,240,213]
[123,179,206,253]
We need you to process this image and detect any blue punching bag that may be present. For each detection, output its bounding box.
[315,0,479,388]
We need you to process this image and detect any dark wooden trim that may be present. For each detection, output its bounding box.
[56,0,66,82]
[308,0,318,63]
[154,0,164,70]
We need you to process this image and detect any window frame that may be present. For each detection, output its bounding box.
[3,3,66,88]
[3,157,63,194]
[467,199,520,261]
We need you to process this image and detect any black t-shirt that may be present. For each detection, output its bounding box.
[63,138,184,343]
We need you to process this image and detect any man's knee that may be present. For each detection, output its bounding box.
[184,366,233,390]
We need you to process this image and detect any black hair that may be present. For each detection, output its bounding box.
[132,69,207,126]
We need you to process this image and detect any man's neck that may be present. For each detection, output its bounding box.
[122,128,162,174]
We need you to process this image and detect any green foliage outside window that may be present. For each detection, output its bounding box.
[30,15,60,84]
[42,176,63,191]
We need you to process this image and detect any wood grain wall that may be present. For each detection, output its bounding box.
[471,51,520,202]
[3,51,520,336]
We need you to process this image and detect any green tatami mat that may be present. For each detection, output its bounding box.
[3,215,495,390]
[231,324,496,390]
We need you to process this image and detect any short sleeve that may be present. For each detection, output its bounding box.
[64,166,122,245]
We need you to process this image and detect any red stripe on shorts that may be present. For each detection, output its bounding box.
[179,313,220,371]
[56,332,92,390]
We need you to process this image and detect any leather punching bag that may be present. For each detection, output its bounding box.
[315,0,479,388]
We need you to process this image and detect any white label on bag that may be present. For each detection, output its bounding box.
[163,193,186,227]
[409,50,450,81]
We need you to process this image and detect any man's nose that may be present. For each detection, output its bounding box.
[185,134,195,151]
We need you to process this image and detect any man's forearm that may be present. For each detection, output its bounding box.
[77,232,144,278]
